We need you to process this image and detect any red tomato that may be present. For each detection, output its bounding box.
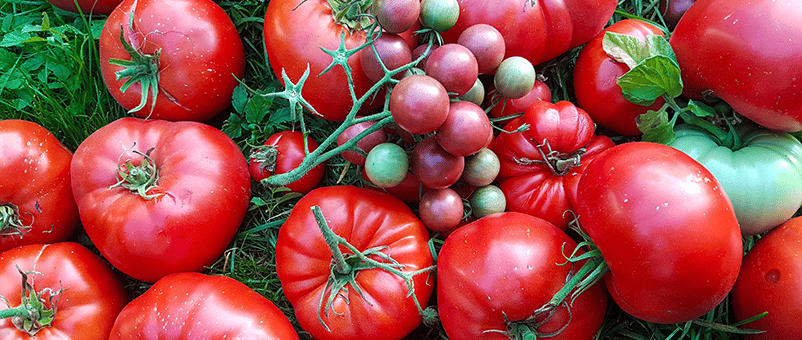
[109,272,299,340]
[249,130,326,194]
[0,120,79,253]
[439,0,617,67]
[99,0,244,122]
[487,79,552,119]
[0,242,129,339]
[731,216,802,340]
[573,19,666,136]
[46,0,120,14]
[70,117,251,283]
[670,0,802,132]
[275,186,434,340]
[492,101,614,230]
[437,212,608,339]
[361,167,430,206]
[577,142,742,324]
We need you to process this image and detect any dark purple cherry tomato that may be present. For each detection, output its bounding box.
[425,43,479,96]
[361,33,413,82]
[435,101,493,156]
[457,23,506,74]
[390,74,451,134]
[411,136,465,189]
[371,0,421,34]
[419,188,464,234]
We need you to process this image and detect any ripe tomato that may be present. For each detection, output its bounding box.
[108,272,299,340]
[576,142,743,324]
[46,0,120,14]
[0,120,79,253]
[0,242,129,339]
[492,101,614,230]
[437,212,607,339]
[99,0,244,122]
[249,130,326,194]
[70,118,251,283]
[439,0,617,67]
[276,186,434,340]
[731,216,802,340]
[670,0,802,132]
[487,79,552,119]
[573,19,666,136]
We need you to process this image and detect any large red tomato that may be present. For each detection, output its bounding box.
[576,142,742,324]
[731,216,802,340]
[46,0,120,14]
[0,120,79,253]
[573,19,666,136]
[99,0,244,122]
[0,242,129,339]
[437,212,608,339]
[440,0,618,67]
[492,101,614,230]
[70,118,251,282]
[109,272,299,339]
[275,185,434,340]
[670,0,802,132]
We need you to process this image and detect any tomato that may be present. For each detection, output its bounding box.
[435,101,493,156]
[360,33,412,82]
[492,101,614,230]
[371,0,420,34]
[336,119,387,166]
[731,216,802,340]
[437,212,607,340]
[457,24,505,74]
[487,79,552,119]
[670,0,802,132]
[0,120,79,253]
[250,130,326,194]
[390,74,450,134]
[576,142,742,324]
[99,0,244,122]
[418,188,464,234]
[411,135,465,189]
[361,168,430,206]
[659,0,697,28]
[493,56,535,99]
[668,123,802,235]
[0,242,129,339]
[425,43,479,96]
[46,0,120,14]
[439,0,618,67]
[70,117,251,283]
[108,272,298,339]
[573,19,666,136]
[364,142,409,188]
[275,186,434,340]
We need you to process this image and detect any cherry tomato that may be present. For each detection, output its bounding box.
[457,24,506,74]
[411,136,465,189]
[435,101,493,156]
[425,43,479,96]
[250,130,326,194]
[390,74,450,134]
[360,33,413,82]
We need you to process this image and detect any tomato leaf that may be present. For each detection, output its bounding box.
[602,31,648,69]
[637,108,676,144]
[683,100,716,118]
[617,55,683,106]
[646,34,677,63]
[232,84,248,114]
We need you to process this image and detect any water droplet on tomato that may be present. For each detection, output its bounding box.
[765,268,781,284]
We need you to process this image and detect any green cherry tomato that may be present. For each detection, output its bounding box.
[470,184,506,218]
[365,143,410,188]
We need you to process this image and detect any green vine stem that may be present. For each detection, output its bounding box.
[310,205,435,332]
[0,204,32,237]
[0,266,63,336]
[107,12,162,116]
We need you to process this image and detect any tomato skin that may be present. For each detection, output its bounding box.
[108,272,299,340]
[0,120,79,253]
[276,186,434,340]
[437,212,607,339]
[731,217,802,340]
[577,142,742,324]
[46,0,120,14]
[440,0,617,67]
[99,0,245,122]
[487,79,552,119]
[70,118,251,283]
[0,242,130,340]
[573,19,666,136]
[249,130,325,194]
[670,0,802,132]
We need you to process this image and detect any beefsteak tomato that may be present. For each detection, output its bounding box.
[109,272,299,340]
[670,0,802,132]
[0,242,129,339]
[275,185,434,340]
[0,120,79,253]
[70,117,251,282]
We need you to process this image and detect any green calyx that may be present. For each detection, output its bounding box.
[108,145,163,200]
[250,145,279,174]
[0,204,32,237]
[108,18,161,116]
[0,267,62,336]
[326,0,374,31]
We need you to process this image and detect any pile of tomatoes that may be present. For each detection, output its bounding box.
[2,0,802,339]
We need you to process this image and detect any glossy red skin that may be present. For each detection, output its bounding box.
[390,74,450,134]
[411,136,465,189]
[492,101,614,230]
[337,120,387,166]
[99,0,244,122]
[109,272,299,340]
[577,142,743,324]
[361,168,429,206]
[435,101,493,156]
[276,186,434,340]
[573,19,666,136]
[457,23,506,74]
[0,242,129,340]
[0,120,79,253]
[418,188,464,233]
[487,80,552,119]
[731,217,802,340]
[440,0,617,67]
[70,118,251,283]
[360,33,412,82]
[250,130,326,194]
[46,0,120,14]
[425,43,479,96]
[670,0,802,132]
[659,0,697,28]
[437,212,607,339]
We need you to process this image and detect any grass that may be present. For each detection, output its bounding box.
[0,0,786,339]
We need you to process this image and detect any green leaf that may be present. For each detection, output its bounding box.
[602,31,648,69]
[245,95,271,123]
[645,34,677,62]
[637,108,676,144]
[268,106,293,127]
[222,113,244,139]
[683,100,716,118]
[0,31,32,47]
[617,55,683,106]
[231,84,248,114]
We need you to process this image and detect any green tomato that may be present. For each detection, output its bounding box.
[365,143,409,188]
[469,184,506,218]
[419,0,459,32]
[668,123,802,235]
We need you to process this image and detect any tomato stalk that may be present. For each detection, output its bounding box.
[310,205,435,332]
[0,204,31,237]
[0,267,63,336]
[514,139,586,177]
[108,15,162,116]
[107,145,163,200]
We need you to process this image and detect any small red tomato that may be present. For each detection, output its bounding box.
[250,130,326,194]
[435,101,493,156]
[390,74,450,134]
[411,136,465,189]
[425,43,479,96]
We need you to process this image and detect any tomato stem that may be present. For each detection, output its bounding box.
[0,204,32,237]
[107,144,163,200]
[108,21,161,116]
[0,266,62,336]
